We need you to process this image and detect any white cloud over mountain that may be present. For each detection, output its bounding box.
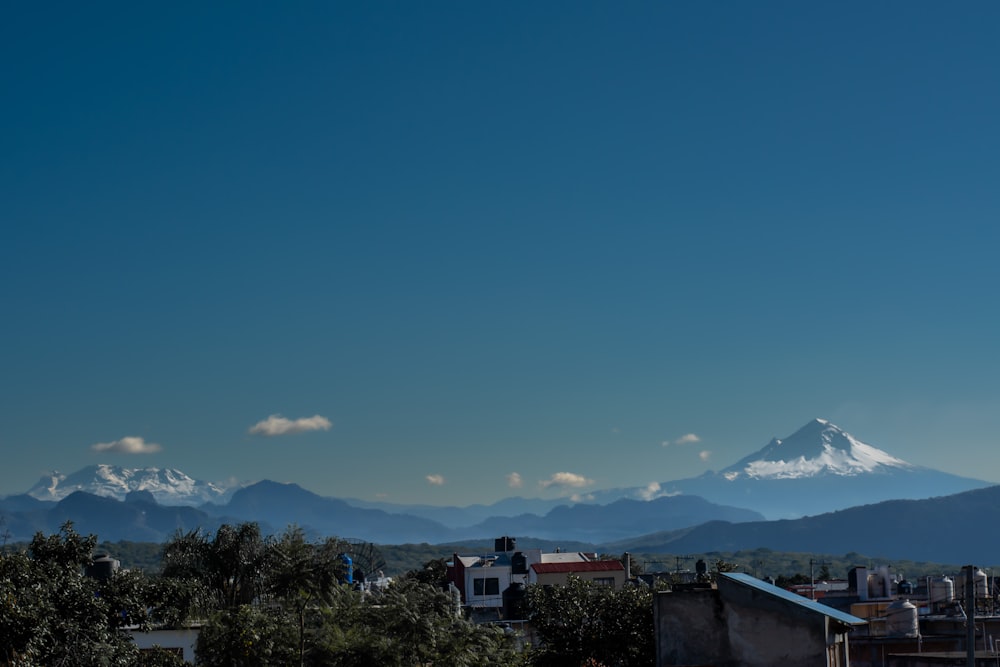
[540,471,594,489]
[248,414,332,436]
[90,436,161,454]
[426,474,445,486]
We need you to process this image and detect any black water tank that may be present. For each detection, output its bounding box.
[495,536,516,553]
[511,552,528,575]
[85,554,119,580]
[503,583,526,620]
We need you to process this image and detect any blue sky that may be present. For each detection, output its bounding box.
[3,2,1000,506]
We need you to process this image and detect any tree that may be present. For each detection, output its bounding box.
[195,604,297,667]
[268,526,347,666]
[525,576,653,667]
[774,572,812,589]
[0,522,170,666]
[314,579,519,666]
[402,556,448,586]
[161,523,268,613]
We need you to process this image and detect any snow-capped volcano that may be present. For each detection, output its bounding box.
[604,418,995,519]
[720,418,916,481]
[27,464,238,505]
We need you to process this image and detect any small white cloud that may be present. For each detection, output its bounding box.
[426,474,445,486]
[248,414,332,437]
[570,493,596,503]
[637,482,682,501]
[638,482,662,501]
[699,450,712,461]
[663,433,701,446]
[91,436,161,454]
[506,472,523,488]
[540,471,595,490]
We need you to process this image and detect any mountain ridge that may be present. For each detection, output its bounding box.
[6,419,992,540]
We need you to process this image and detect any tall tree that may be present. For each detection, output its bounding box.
[161,522,268,612]
[269,526,347,666]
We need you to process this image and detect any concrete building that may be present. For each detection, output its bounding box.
[129,626,201,663]
[654,572,866,667]
[446,537,595,610]
[529,560,626,588]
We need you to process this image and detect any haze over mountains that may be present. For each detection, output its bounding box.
[3,419,995,563]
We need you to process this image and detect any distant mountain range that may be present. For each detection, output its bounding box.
[2,419,994,564]
[27,465,237,505]
[0,480,763,545]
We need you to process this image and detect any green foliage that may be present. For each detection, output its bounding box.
[525,576,653,667]
[0,522,161,666]
[401,556,448,586]
[316,579,518,667]
[378,542,470,576]
[774,572,812,588]
[160,523,268,613]
[195,604,298,666]
[161,525,519,666]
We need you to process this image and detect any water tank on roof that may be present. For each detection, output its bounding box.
[956,568,989,600]
[885,599,919,638]
[929,576,954,606]
[867,573,887,598]
[897,579,914,596]
[695,559,707,577]
[85,554,119,580]
[495,536,516,553]
[976,568,989,598]
[340,554,354,585]
[511,552,528,575]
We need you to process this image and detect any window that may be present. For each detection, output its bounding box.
[593,577,615,588]
[473,577,500,596]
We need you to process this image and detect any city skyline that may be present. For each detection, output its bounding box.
[3,2,1000,505]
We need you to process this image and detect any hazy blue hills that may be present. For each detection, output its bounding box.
[609,483,1000,564]
[5,474,1000,566]
[201,480,455,544]
[466,495,763,542]
[0,490,234,544]
[1,479,763,545]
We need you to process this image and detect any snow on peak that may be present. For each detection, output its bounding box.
[721,419,915,481]
[26,464,238,505]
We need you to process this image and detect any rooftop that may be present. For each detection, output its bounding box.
[719,573,866,627]
[531,560,625,574]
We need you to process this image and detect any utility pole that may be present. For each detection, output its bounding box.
[809,559,829,601]
[965,564,975,667]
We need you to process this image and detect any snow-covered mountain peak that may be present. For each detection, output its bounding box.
[26,464,239,505]
[721,419,915,481]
